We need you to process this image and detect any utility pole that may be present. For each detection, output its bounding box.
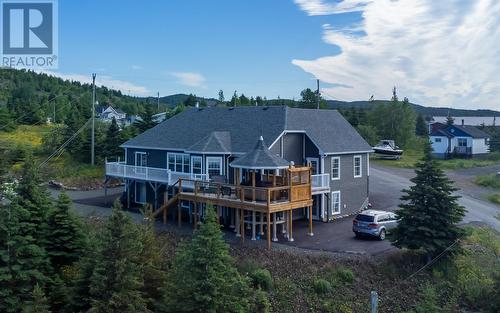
[316,79,320,109]
[157,91,160,112]
[91,73,96,166]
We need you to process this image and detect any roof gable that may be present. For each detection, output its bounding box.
[122,106,371,154]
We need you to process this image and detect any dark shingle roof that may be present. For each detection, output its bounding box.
[430,124,490,139]
[454,125,490,138]
[230,136,290,169]
[122,106,371,154]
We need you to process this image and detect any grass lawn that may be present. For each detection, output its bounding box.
[0,124,52,147]
[373,150,500,170]
[1,125,105,189]
[475,174,500,205]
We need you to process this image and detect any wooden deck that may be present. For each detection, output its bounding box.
[154,168,315,249]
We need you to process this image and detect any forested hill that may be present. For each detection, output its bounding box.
[324,100,499,117]
[0,69,151,125]
[0,69,497,127]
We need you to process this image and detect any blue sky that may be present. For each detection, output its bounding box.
[52,0,500,110]
[56,0,349,100]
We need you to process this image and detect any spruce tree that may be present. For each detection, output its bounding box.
[163,205,252,313]
[105,117,122,158]
[415,114,428,136]
[45,192,86,269]
[138,215,168,312]
[88,201,150,313]
[22,284,52,313]
[0,106,16,132]
[391,141,466,259]
[0,201,50,313]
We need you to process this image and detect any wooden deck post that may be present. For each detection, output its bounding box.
[308,205,314,236]
[288,209,294,242]
[240,209,245,243]
[251,211,256,240]
[163,191,168,224]
[235,208,241,237]
[252,171,256,202]
[177,200,181,227]
[272,213,278,242]
[259,212,264,235]
[267,211,271,249]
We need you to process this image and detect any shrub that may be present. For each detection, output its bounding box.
[252,288,271,313]
[321,300,352,313]
[250,268,273,291]
[313,278,332,294]
[335,267,355,284]
[406,285,441,313]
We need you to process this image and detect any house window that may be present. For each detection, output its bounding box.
[457,138,467,147]
[331,157,340,180]
[191,156,203,175]
[168,153,190,173]
[331,191,341,215]
[353,155,362,178]
[206,157,223,178]
[435,138,442,143]
[135,152,147,167]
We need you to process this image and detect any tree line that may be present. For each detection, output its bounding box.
[0,160,270,313]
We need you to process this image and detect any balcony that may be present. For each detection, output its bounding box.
[105,162,208,185]
[311,173,330,194]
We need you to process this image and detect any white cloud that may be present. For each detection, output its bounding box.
[170,72,206,87]
[40,70,150,95]
[293,0,500,110]
[293,0,369,15]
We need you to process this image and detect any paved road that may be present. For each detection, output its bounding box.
[370,165,500,231]
[51,164,499,256]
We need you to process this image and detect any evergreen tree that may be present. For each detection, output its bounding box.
[22,284,52,313]
[45,192,86,269]
[230,91,241,107]
[391,141,466,259]
[138,215,168,312]
[105,117,122,158]
[134,105,158,133]
[163,206,252,313]
[446,115,455,125]
[15,156,52,236]
[88,201,150,313]
[183,93,198,107]
[0,201,50,313]
[218,89,225,104]
[415,114,428,136]
[0,106,16,131]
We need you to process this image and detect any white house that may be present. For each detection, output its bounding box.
[429,123,490,158]
[98,105,127,122]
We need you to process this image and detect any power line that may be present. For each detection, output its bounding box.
[37,118,92,169]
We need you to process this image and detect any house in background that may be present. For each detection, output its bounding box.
[429,121,490,158]
[104,106,372,246]
[98,105,127,123]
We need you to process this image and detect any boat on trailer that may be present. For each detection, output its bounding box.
[372,140,403,159]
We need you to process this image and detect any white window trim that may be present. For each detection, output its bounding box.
[353,155,362,178]
[331,190,341,215]
[206,156,223,176]
[167,152,190,173]
[331,156,340,180]
[134,151,147,167]
[191,156,203,175]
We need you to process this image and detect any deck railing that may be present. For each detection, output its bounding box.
[105,162,208,184]
[311,173,330,192]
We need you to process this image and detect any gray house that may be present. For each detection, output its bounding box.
[105,106,372,228]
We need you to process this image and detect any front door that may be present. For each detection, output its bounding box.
[306,157,319,174]
[206,157,223,179]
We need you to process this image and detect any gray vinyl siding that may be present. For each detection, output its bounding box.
[283,133,303,164]
[324,153,369,216]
